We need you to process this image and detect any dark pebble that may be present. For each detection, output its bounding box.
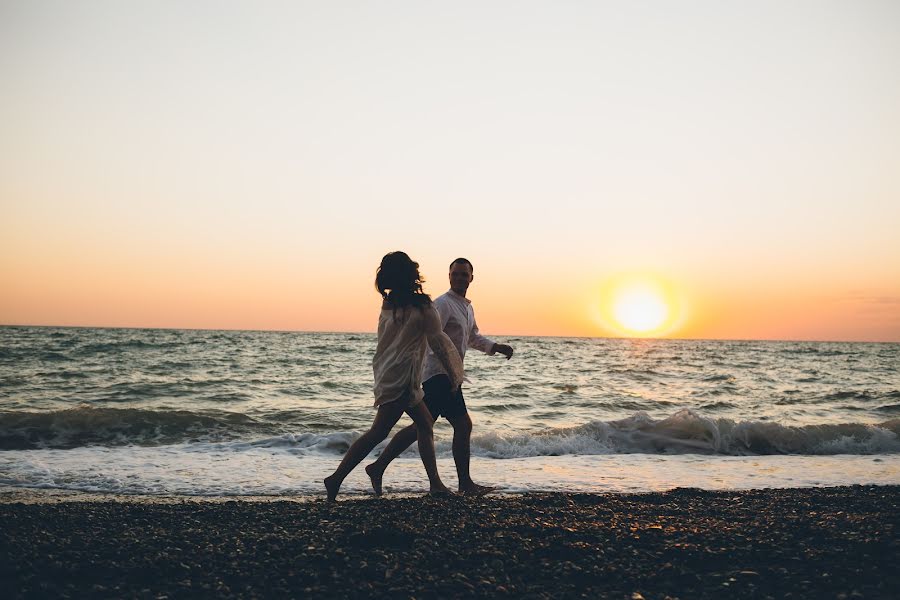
[1,486,898,599]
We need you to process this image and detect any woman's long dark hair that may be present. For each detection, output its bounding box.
[376,251,432,313]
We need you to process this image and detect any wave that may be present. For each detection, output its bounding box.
[38,351,72,362]
[4,406,897,457]
[701,374,736,383]
[464,410,900,458]
[0,405,272,450]
[779,347,856,356]
[75,340,184,354]
[553,384,578,394]
[220,412,900,457]
[698,401,737,411]
[823,390,877,401]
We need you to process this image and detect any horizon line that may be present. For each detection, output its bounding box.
[1,322,897,345]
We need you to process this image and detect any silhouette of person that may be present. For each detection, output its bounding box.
[366,258,513,495]
[324,251,463,501]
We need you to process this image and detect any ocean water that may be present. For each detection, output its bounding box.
[1,326,898,497]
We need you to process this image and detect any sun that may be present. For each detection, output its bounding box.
[592,274,686,338]
[612,287,668,333]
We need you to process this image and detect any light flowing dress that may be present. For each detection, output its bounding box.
[372,304,464,408]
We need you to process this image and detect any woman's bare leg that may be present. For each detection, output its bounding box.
[405,401,452,495]
[325,400,406,501]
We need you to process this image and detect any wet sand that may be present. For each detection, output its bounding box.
[2,485,897,599]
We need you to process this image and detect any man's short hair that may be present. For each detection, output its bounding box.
[449,258,473,273]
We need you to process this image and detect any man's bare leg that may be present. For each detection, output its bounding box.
[365,422,422,495]
[447,412,495,495]
[405,401,452,496]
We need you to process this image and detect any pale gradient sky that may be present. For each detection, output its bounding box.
[2,1,899,341]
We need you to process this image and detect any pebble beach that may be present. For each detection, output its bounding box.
[2,485,897,599]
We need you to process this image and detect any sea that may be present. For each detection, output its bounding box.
[1,326,898,498]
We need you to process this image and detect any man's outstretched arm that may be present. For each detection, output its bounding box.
[469,315,513,360]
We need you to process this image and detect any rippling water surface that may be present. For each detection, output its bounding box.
[1,326,898,496]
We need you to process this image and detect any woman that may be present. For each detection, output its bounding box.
[324,251,464,501]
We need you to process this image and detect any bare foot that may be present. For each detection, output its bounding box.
[324,475,340,502]
[428,484,455,497]
[365,463,383,496]
[459,482,496,496]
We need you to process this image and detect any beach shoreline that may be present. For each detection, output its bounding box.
[2,485,897,599]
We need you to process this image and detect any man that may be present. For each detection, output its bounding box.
[365,257,514,495]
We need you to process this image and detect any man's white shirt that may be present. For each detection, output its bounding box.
[422,289,495,383]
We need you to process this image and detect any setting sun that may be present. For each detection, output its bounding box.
[592,274,687,338]
[613,287,669,333]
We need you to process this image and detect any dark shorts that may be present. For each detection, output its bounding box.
[423,374,467,420]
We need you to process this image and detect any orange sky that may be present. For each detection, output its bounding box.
[3,246,898,341]
[2,2,899,342]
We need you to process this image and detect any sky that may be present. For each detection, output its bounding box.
[2,1,899,341]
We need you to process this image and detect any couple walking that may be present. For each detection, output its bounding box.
[325,252,514,501]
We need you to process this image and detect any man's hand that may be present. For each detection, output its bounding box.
[492,343,514,360]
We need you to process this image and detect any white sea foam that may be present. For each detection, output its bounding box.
[469,411,900,457]
[1,447,897,497]
[222,409,900,458]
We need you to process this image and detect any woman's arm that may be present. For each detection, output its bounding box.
[424,306,465,389]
